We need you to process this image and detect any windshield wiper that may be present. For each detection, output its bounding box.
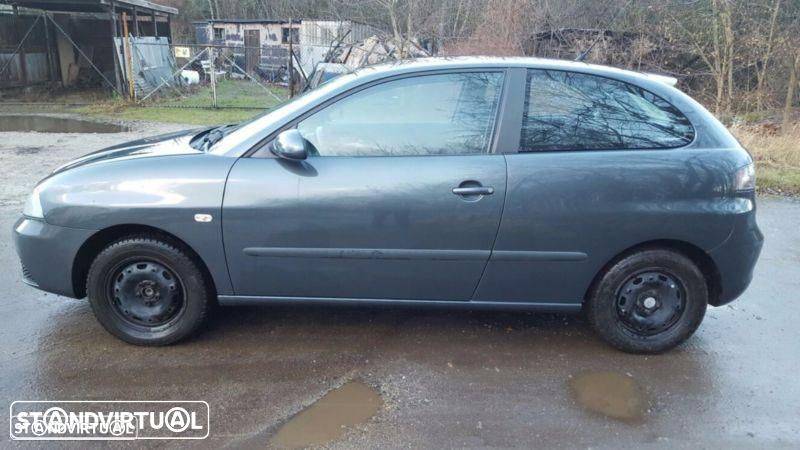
[193,124,237,151]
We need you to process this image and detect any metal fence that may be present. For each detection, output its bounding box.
[0,12,288,110]
[119,40,291,110]
[1,13,424,111]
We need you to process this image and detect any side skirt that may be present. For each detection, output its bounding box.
[217,295,583,313]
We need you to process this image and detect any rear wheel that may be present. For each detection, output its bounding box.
[586,249,707,353]
[86,236,211,345]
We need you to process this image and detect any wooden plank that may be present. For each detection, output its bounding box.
[13,6,28,85]
[99,0,178,16]
[8,0,117,13]
[10,0,179,16]
[108,1,123,94]
[132,7,139,36]
[42,12,58,82]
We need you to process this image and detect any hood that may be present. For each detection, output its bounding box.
[51,128,208,175]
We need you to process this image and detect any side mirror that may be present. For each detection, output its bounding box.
[271,129,312,161]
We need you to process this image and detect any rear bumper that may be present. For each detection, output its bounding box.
[708,206,764,306]
[13,217,95,298]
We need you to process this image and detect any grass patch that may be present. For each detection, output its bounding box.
[79,103,263,126]
[156,79,288,109]
[78,79,289,126]
[731,123,800,195]
[755,167,800,195]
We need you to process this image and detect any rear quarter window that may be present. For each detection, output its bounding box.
[520,69,695,152]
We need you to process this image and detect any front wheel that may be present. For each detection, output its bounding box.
[86,236,211,345]
[585,249,708,354]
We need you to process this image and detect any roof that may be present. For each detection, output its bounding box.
[192,19,293,25]
[350,56,677,88]
[1,0,178,15]
[192,18,355,25]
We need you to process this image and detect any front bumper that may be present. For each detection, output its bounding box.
[13,217,95,298]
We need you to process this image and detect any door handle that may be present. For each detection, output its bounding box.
[452,186,494,196]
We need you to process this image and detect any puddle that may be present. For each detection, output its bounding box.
[270,380,383,449]
[0,115,129,133]
[569,371,646,421]
[14,146,43,155]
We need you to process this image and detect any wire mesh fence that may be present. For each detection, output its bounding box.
[122,40,290,110]
[1,11,427,113]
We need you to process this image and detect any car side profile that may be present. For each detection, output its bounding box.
[14,57,763,353]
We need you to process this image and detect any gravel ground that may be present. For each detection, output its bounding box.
[0,113,187,207]
[1,113,798,449]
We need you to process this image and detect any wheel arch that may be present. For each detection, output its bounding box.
[584,239,722,307]
[72,224,217,299]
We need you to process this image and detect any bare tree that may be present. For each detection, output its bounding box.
[783,50,799,132]
[662,0,737,115]
[755,0,782,111]
[171,0,800,122]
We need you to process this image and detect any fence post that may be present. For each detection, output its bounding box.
[12,6,28,85]
[288,18,294,97]
[209,46,217,108]
[122,12,135,100]
[132,7,140,37]
[108,1,124,96]
[42,12,57,84]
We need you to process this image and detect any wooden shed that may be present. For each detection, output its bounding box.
[193,18,374,77]
[0,0,177,93]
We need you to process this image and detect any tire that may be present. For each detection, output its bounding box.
[86,235,211,345]
[585,249,707,354]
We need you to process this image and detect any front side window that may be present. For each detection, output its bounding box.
[296,72,504,157]
[213,27,225,40]
[520,70,694,152]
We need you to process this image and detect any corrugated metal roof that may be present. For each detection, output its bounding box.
[192,19,290,25]
[0,0,177,15]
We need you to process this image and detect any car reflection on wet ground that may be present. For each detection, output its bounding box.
[0,119,798,448]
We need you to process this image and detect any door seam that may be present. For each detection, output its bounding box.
[470,155,509,300]
[219,157,240,295]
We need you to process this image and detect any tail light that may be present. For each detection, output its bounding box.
[733,163,755,193]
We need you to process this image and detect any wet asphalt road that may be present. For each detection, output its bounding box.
[1,119,799,448]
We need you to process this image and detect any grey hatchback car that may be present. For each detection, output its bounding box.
[14,58,763,353]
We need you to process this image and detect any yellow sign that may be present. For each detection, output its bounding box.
[174,47,191,58]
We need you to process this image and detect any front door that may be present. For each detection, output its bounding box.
[223,71,508,301]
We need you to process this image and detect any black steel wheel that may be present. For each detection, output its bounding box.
[108,260,185,328]
[615,270,686,336]
[586,248,708,354]
[87,235,212,345]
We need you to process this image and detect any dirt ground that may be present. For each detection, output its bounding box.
[1,113,799,449]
